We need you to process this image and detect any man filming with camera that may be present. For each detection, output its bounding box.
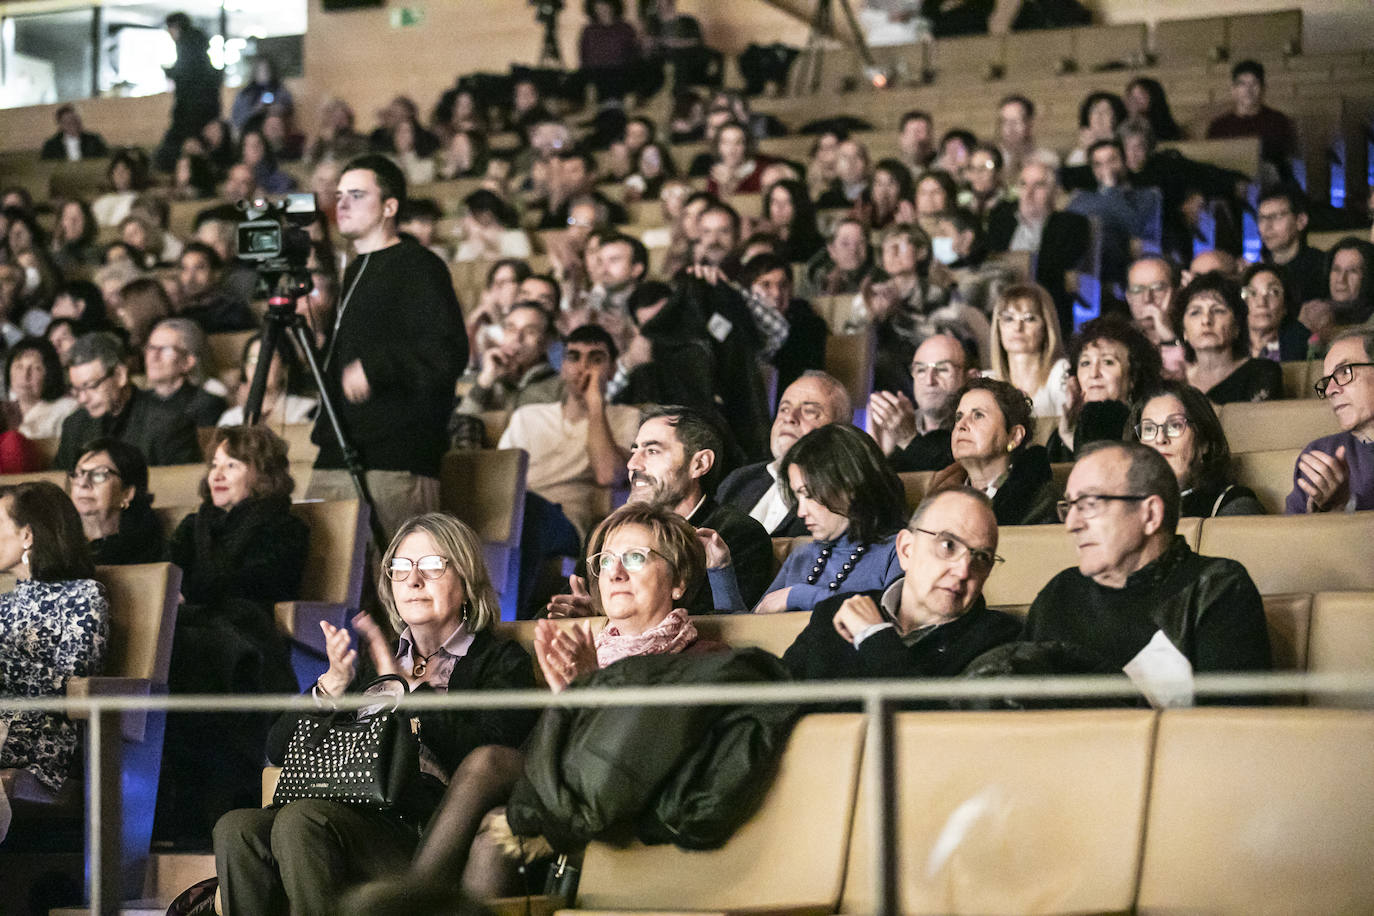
[305,154,467,541]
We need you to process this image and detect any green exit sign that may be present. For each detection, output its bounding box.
[391,7,425,28]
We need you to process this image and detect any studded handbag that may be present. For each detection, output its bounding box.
[272,674,421,813]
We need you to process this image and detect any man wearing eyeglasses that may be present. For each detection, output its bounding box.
[717,371,852,537]
[55,331,202,470]
[143,318,226,427]
[781,488,1021,681]
[869,334,975,472]
[1285,327,1374,513]
[1025,441,1270,678]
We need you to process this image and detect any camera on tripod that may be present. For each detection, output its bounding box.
[237,192,316,274]
[530,0,563,25]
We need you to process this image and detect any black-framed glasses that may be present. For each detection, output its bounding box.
[1315,363,1374,399]
[1056,494,1149,522]
[587,546,663,577]
[912,527,1003,574]
[70,368,114,394]
[1136,415,1189,442]
[386,555,450,581]
[68,467,120,486]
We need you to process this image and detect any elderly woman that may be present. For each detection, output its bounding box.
[344,503,720,905]
[8,337,78,440]
[751,424,905,613]
[0,482,108,814]
[1048,316,1163,462]
[217,333,319,426]
[67,437,164,565]
[1173,271,1282,404]
[213,512,536,914]
[987,283,1071,418]
[1128,381,1265,517]
[1241,262,1310,361]
[931,378,1057,525]
[159,425,310,844]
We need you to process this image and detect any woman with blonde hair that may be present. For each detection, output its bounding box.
[986,283,1070,418]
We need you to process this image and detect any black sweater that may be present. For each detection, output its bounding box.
[314,239,467,476]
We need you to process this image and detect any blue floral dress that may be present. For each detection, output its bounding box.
[0,578,108,792]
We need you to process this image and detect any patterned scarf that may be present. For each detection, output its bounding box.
[595,607,698,668]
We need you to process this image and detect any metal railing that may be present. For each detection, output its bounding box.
[4,670,1374,916]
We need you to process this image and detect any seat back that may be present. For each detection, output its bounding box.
[573,714,866,912]
[1306,591,1374,703]
[1137,708,1374,915]
[30,437,62,471]
[1261,592,1312,672]
[1228,448,1301,513]
[692,610,811,658]
[824,329,877,415]
[1197,512,1374,594]
[93,562,183,685]
[147,463,210,510]
[205,330,256,381]
[771,535,812,577]
[840,710,1156,915]
[0,469,67,488]
[1217,399,1340,453]
[289,499,368,607]
[898,470,935,514]
[440,448,529,607]
[1280,359,1320,399]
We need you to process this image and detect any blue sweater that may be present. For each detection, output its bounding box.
[766,532,902,612]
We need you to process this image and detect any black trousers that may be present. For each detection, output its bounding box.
[213,801,420,916]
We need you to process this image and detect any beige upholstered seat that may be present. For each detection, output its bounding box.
[1197,512,1374,594]
[1217,399,1339,454]
[1229,447,1302,513]
[840,709,1156,915]
[1137,708,1374,915]
[1306,591,1374,706]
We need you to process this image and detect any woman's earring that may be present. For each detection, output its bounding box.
[672,589,683,600]
[21,548,29,567]
[461,599,470,624]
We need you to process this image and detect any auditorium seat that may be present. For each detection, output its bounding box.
[206,330,256,383]
[840,709,1155,915]
[771,535,811,577]
[1228,447,1301,513]
[898,470,935,513]
[1305,591,1374,705]
[0,468,66,487]
[824,328,877,417]
[1197,512,1374,594]
[1136,707,1374,915]
[439,448,529,618]
[563,713,866,913]
[1217,399,1339,453]
[1260,592,1312,672]
[30,436,62,470]
[147,463,210,509]
[1280,359,1320,399]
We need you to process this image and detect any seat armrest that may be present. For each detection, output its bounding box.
[66,676,153,741]
[274,600,351,652]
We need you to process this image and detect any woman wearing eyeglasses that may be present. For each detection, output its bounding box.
[159,425,311,847]
[214,512,536,915]
[67,437,164,564]
[986,283,1070,418]
[931,377,1059,526]
[1128,381,1265,517]
[1240,263,1310,362]
[1173,272,1282,405]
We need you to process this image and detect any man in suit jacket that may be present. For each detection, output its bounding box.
[57,333,203,470]
[716,371,852,537]
[987,158,1090,334]
[40,105,109,161]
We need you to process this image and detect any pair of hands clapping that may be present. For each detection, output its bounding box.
[317,612,411,695]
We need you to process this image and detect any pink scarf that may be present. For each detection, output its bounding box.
[595,607,698,668]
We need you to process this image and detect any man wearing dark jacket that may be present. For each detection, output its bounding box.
[743,253,828,406]
[306,155,467,542]
[156,12,222,172]
[40,105,108,161]
[57,332,202,470]
[783,488,1020,681]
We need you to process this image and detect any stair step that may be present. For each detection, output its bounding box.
[144,852,216,907]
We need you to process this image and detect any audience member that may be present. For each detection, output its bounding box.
[1065,91,1127,166]
[156,13,222,172]
[1128,381,1264,517]
[0,482,107,810]
[1124,256,1179,350]
[762,179,824,264]
[706,122,772,197]
[230,55,294,134]
[50,199,101,271]
[454,302,562,427]
[897,109,937,172]
[1240,262,1309,361]
[217,332,319,427]
[1206,60,1297,182]
[815,138,870,209]
[92,151,147,228]
[1173,271,1281,404]
[717,371,851,537]
[1024,441,1271,679]
[57,332,202,470]
[7,337,78,440]
[930,377,1057,525]
[987,283,1070,418]
[1125,76,1184,142]
[67,437,165,564]
[143,317,228,427]
[856,158,915,231]
[994,95,1057,177]
[213,512,535,912]
[1256,185,1327,307]
[1065,139,1156,298]
[782,488,1020,681]
[606,281,714,410]
[803,217,873,298]
[870,333,972,472]
[112,276,173,354]
[1299,238,1374,342]
[1048,316,1162,462]
[40,104,108,161]
[913,170,958,237]
[752,423,905,613]
[743,253,828,401]
[959,144,1007,220]
[1286,327,1374,513]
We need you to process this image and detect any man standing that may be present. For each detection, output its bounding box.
[57,332,202,469]
[1025,442,1271,677]
[156,12,222,173]
[1286,327,1374,513]
[869,333,975,472]
[1206,60,1298,183]
[306,154,467,543]
[716,371,852,536]
[40,105,108,161]
[143,317,226,427]
[782,489,1021,681]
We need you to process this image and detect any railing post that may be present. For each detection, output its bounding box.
[86,709,122,916]
[863,693,898,916]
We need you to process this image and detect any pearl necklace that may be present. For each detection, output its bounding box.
[805,543,868,591]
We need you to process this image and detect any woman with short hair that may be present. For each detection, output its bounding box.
[1241,262,1309,361]
[1048,315,1163,461]
[67,437,164,564]
[1173,271,1282,404]
[7,336,77,442]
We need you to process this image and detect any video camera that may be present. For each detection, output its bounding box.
[237,192,316,275]
[530,0,563,25]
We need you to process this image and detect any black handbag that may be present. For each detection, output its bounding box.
[272,674,421,813]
